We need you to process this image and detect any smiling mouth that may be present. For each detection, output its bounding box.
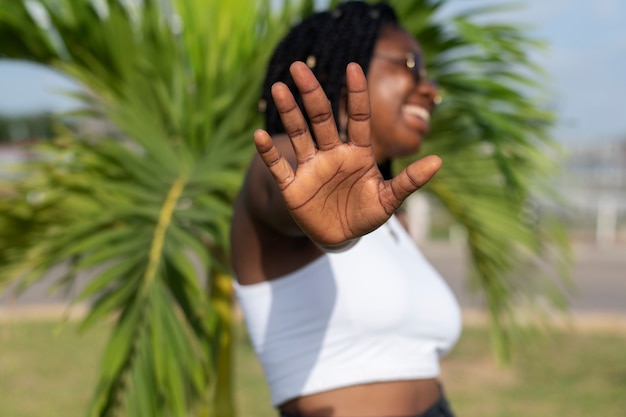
[402,104,431,122]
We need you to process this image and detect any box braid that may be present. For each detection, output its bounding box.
[260,1,399,178]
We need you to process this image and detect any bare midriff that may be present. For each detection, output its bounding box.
[279,378,441,417]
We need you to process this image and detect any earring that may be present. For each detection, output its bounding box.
[306,55,317,69]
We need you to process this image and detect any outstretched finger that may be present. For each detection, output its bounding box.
[271,81,317,163]
[272,82,315,163]
[386,155,442,206]
[289,61,342,151]
[345,63,372,148]
[254,129,296,190]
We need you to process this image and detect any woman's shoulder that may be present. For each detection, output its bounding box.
[231,134,322,285]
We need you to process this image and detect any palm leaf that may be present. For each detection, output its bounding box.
[0,0,305,415]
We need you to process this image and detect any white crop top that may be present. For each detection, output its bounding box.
[234,215,462,406]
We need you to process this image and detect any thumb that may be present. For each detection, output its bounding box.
[387,155,442,206]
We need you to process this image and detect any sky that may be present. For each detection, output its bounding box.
[458,0,626,145]
[0,0,624,145]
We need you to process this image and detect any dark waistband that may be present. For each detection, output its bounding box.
[279,391,455,417]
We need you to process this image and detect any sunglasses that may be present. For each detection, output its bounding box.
[374,52,428,81]
[373,52,441,104]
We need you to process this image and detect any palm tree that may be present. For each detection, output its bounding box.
[0,0,570,416]
[0,0,310,415]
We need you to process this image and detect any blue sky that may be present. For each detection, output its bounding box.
[0,0,624,145]
[469,0,626,144]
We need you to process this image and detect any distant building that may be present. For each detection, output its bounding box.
[556,138,626,244]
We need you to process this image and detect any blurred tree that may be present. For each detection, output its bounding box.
[0,112,60,141]
[0,0,308,416]
[0,0,571,416]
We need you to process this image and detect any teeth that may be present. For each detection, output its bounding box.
[404,105,430,122]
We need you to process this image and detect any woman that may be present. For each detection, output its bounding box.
[230,2,461,416]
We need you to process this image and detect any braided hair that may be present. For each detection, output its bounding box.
[260,1,400,178]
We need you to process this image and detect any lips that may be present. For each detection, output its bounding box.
[401,104,431,132]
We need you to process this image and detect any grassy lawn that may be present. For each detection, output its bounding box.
[1,318,625,417]
[0,320,109,417]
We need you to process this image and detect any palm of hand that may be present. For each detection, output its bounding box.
[280,139,388,245]
[254,62,441,246]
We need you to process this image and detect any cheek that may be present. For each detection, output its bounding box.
[367,80,400,158]
[369,76,408,118]
[369,79,406,139]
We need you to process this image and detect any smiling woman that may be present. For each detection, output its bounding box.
[230,2,460,417]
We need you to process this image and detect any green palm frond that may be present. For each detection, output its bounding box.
[0,0,304,415]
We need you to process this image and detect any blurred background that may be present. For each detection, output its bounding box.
[0,1,624,417]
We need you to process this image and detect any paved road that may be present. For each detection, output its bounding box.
[421,241,625,315]
[1,241,624,318]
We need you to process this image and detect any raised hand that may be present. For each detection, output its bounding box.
[253,61,441,247]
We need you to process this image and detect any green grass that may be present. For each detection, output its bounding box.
[0,320,109,417]
[440,327,626,416]
[1,319,625,417]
